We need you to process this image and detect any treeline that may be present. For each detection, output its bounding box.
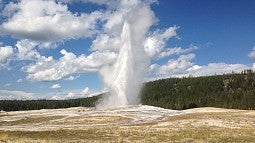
[1,70,255,111]
[0,96,99,111]
[141,69,255,110]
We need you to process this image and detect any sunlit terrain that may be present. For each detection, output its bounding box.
[0,105,254,142]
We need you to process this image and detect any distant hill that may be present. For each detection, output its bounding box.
[1,70,255,111]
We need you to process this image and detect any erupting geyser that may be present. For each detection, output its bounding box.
[111,21,132,106]
[97,2,155,109]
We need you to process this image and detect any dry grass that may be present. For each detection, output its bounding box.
[0,112,8,117]
[54,115,132,125]
[0,106,255,142]
[1,126,254,143]
[0,116,64,126]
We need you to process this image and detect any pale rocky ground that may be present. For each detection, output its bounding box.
[0,105,254,142]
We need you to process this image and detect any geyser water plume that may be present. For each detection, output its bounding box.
[111,21,132,106]
[97,21,136,109]
[97,2,155,109]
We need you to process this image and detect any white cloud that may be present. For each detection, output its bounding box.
[187,63,250,77]
[1,0,103,43]
[51,84,61,89]
[65,92,76,98]
[50,95,62,100]
[89,0,158,53]
[65,0,112,5]
[59,0,157,11]
[50,86,93,100]
[0,46,13,62]
[248,46,255,59]
[90,34,120,52]
[158,44,198,59]
[144,26,178,57]
[82,0,110,4]
[64,75,80,81]
[248,51,255,59]
[1,1,19,17]
[15,39,40,60]
[253,63,255,70]
[16,78,22,82]
[24,49,116,81]
[64,87,90,99]
[0,90,36,100]
[158,54,195,75]
[0,46,13,69]
[148,53,251,80]
[187,65,201,71]
[81,87,90,95]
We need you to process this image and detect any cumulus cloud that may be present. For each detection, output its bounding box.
[64,75,80,81]
[1,0,102,43]
[51,84,61,89]
[50,95,62,100]
[158,54,195,75]
[148,53,251,80]
[248,46,255,59]
[24,49,116,81]
[50,86,92,100]
[15,39,40,60]
[0,90,36,100]
[59,0,112,5]
[90,34,120,52]
[89,0,158,52]
[16,78,22,82]
[81,87,90,95]
[59,0,157,10]
[0,45,13,69]
[0,46,13,62]
[186,63,250,77]
[158,44,198,59]
[1,1,19,17]
[144,26,178,57]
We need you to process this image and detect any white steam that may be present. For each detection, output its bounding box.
[97,1,155,109]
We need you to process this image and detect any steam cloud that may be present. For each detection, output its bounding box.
[96,0,155,109]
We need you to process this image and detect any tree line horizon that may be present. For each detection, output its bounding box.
[1,69,254,111]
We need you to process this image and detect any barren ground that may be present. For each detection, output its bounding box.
[0,105,254,143]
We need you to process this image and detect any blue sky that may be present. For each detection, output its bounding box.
[0,0,255,100]
[151,0,255,64]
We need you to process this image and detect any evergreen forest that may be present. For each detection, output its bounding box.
[141,70,255,110]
